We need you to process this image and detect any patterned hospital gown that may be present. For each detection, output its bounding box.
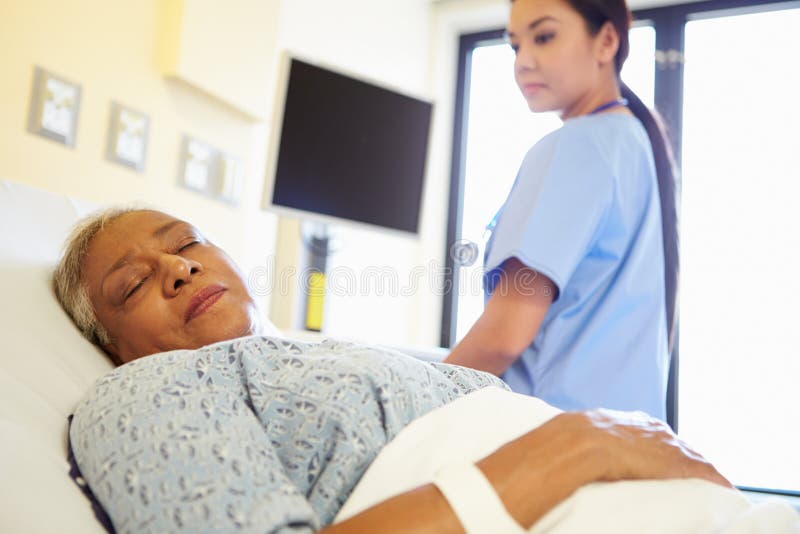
[70,336,507,533]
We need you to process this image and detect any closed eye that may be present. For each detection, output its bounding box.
[534,32,555,45]
[177,240,199,253]
[125,277,148,300]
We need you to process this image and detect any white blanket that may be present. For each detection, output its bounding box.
[335,387,799,533]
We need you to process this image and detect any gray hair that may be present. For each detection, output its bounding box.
[52,206,142,354]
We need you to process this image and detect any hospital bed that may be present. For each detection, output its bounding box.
[1,179,797,533]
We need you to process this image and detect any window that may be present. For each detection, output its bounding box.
[444,0,799,495]
[678,4,800,492]
[453,40,559,343]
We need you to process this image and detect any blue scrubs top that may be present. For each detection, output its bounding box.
[484,113,669,419]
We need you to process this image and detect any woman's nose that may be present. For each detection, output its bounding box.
[515,47,537,74]
[162,254,203,296]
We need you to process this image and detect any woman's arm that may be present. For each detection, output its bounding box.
[322,409,731,533]
[444,257,556,375]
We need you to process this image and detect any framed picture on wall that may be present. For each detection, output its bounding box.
[177,135,244,205]
[27,66,82,147]
[105,102,150,172]
[178,135,215,194]
[215,152,242,205]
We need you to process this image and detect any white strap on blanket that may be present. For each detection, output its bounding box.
[432,463,527,534]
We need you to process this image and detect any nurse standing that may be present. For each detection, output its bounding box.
[444,0,679,420]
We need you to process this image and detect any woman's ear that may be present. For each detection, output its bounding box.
[595,21,621,66]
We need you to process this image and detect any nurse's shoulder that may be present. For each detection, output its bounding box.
[515,114,622,187]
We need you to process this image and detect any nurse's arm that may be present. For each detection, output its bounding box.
[443,257,555,375]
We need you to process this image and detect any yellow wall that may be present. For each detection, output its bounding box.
[159,0,280,120]
[0,0,279,313]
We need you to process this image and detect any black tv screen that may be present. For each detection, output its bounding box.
[267,58,432,234]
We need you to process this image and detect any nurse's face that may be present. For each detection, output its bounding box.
[507,0,618,117]
[81,210,260,364]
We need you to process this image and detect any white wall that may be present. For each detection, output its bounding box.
[270,0,439,346]
[277,0,431,97]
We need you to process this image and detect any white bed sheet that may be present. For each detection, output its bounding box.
[336,387,800,533]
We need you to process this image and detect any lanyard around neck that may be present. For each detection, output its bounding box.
[589,98,629,115]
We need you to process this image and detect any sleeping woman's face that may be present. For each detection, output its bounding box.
[81,210,260,364]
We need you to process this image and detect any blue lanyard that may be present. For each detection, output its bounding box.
[484,205,503,239]
[590,98,628,114]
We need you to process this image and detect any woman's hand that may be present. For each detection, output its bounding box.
[576,409,733,488]
[325,409,732,533]
[479,409,732,529]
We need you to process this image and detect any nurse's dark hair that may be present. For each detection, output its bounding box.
[512,0,679,350]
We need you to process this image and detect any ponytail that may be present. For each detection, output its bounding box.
[621,82,680,353]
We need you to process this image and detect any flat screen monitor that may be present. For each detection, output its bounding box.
[263,56,433,235]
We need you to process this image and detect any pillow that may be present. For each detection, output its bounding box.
[0,180,113,457]
[0,419,107,534]
[0,180,116,533]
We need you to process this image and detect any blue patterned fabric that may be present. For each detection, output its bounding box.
[70,336,507,533]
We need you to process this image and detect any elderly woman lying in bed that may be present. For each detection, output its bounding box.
[54,208,754,533]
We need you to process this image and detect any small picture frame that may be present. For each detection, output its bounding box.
[215,153,243,205]
[27,66,82,147]
[106,102,150,171]
[178,135,215,193]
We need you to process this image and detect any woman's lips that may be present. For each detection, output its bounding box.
[185,284,227,323]
[521,83,546,95]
